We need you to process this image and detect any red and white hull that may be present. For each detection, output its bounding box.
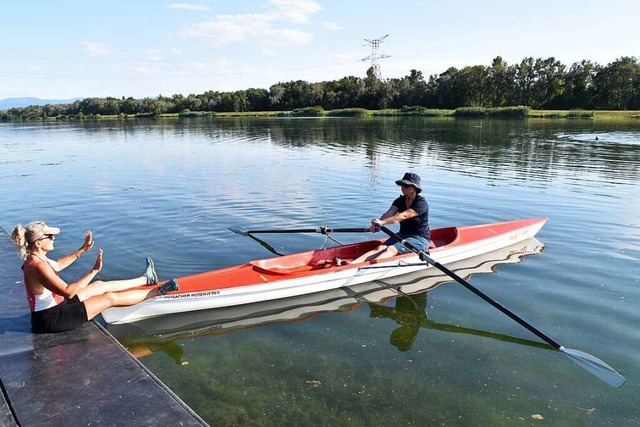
[102,218,547,324]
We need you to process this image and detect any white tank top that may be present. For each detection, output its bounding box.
[32,287,61,311]
[22,257,64,312]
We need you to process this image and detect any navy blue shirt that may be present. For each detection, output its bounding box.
[392,194,430,239]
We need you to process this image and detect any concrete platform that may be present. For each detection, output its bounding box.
[0,227,208,426]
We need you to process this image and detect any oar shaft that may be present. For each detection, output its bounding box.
[379,226,562,349]
[327,227,372,233]
[240,227,370,235]
[241,228,320,234]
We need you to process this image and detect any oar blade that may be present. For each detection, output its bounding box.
[561,347,626,388]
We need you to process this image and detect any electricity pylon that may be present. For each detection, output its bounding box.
[360,34,390,79]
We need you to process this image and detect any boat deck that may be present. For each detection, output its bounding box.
[0,227,208,426]
[175,227,457,293]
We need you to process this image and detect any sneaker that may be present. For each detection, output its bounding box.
[333,257,350,266]
[143,257,158,285]
[159,278,179,295]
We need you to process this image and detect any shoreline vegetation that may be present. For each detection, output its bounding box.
[3,106,639,121]
[2,55,638,121]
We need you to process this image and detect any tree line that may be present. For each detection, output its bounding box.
[2,56,639,120]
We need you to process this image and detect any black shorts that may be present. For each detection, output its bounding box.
[31,296,89,333]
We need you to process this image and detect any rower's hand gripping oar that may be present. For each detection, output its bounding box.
[378,225,626,388]
[229,226,370,235]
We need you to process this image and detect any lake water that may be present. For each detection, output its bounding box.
[1,117,639,426]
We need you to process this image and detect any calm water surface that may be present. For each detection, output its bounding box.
[1,117,639,426]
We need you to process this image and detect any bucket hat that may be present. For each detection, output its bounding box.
[395,172,422,192]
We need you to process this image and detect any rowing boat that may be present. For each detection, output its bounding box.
[101,217,548,324]
[106,237,545,343]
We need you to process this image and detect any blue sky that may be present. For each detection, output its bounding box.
[1,0,638,100]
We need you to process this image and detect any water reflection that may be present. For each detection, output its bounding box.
[32,117,639,189]
[107,237,545,361]
[369,291,549,353]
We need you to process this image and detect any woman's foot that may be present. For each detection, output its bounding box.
[158,278,179,295]
[143,257,157,285]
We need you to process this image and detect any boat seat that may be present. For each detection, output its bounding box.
[249,251,316,275]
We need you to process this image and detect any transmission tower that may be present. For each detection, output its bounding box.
[360,34,390,79]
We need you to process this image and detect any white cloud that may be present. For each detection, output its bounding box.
[145,51,164,62]
[81,41,112,56]
[168,3,211,11]
[268,0,322,23]
[323,22,342,30]
[180,0,320,50]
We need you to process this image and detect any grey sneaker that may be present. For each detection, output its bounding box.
[143,257,157,285]
[159,278,179,295]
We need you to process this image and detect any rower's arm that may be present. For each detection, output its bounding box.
[379,208,418,225]
[379,206,399,221]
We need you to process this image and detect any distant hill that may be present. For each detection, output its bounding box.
[0,97,79,109]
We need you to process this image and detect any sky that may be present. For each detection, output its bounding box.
[1,0,638,100]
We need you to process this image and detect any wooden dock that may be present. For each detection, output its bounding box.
[0,227,207,426]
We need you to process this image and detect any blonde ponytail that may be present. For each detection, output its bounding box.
[11,225,29,260]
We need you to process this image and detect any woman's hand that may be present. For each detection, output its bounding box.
[92,249,103,272]
[81,230,95,252]
[370,218,383,233]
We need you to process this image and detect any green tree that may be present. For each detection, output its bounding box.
[487,56,515,107]
[329,76,366,108]
[268,84,286,109]
[453,65,489,107]
[395,69,427,107]
[245,88,270,111]
[435,67,460,109]
[531,57,565,109]
[361,67,383,109]
[593,56,640,109]
[560,60,597,109]
[512,57,536,107]
[121,97,140,114]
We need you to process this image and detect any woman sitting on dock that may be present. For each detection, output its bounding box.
[11,221,178,333]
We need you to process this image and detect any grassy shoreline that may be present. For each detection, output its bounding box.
[165,108,640,120]
[22,107,640,121]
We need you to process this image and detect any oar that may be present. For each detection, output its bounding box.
[379,225,626,388]
[243,232,285,256]
[229,226,370,236]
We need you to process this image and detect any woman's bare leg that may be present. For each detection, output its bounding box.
[76,276,147,301]
[82,278,179,320]
[82,287,161,320]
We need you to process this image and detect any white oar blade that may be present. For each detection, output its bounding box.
[561,347,626,388]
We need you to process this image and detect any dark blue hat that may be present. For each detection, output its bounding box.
[395,172,422,192]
